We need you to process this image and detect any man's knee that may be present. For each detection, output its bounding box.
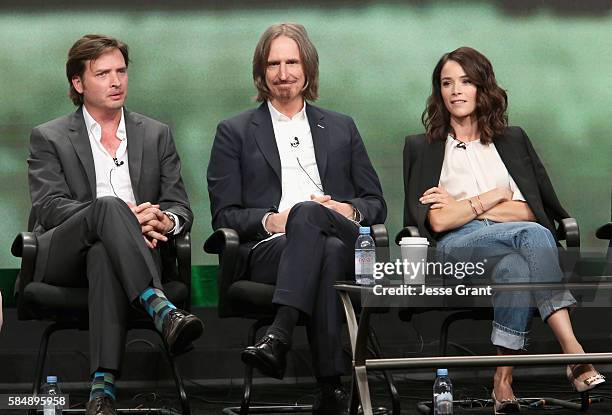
[286,201,328,228]
[93,196,130,214]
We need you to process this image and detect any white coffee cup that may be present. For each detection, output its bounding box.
[399,237,429,284]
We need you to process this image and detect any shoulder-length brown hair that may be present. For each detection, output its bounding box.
[66,34,129,106]
[422,47,507,144]
[252,23,319,102]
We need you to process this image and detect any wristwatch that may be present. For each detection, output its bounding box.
[163,211,176,234]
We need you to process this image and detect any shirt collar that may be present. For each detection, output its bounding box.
[82,105,127,142]
[267,100,306,122]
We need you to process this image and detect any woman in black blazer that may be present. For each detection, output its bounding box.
[404,47,604,413]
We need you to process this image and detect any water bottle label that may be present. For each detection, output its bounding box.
[436,391,453,402]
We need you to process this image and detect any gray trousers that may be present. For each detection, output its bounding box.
[38,196,162,374]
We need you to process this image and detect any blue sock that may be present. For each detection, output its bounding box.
[90,371,116,401]
[138,287,176,332]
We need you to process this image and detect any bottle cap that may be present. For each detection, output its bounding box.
[436,368,448,376]
[359,226,371,234]
[47,375,58,383]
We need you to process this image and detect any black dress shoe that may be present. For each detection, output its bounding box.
[241,334,289,379]
[86,396,117,415]
[313,385,349,415]
[162,309,204,355]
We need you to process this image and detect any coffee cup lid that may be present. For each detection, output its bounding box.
[399,237,429,246]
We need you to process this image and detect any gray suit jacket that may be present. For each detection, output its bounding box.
[27,107,193,279]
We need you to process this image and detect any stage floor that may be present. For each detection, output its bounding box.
[13,374,609,414]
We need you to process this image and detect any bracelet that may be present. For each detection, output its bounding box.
[476,195,485,213]
[468,198,479,216]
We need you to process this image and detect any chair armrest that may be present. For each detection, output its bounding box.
[175,231,191,288]
[370,224,388,248]
[11,232,37,297]
[558,217,580,248]
[203,228,241,317]
[371,224,389,263]
[596,222,612,240]
[204,228,240,255]
[394,226,421,246]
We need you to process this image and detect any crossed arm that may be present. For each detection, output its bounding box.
[421,186,536,233]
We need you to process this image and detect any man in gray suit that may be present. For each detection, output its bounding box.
[28,34,203,415]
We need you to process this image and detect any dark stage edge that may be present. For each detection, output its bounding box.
[3,375,611,414]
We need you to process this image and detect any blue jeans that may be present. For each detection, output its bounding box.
[437,220,576,350]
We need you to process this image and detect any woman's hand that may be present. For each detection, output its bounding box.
[420,186,457,210]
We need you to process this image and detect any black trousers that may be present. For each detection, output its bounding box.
[38,196,162,374]
[248,201,359,377]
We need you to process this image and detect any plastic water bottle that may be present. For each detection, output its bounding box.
[41,375,62,415]
[355,226,376,285]
[433,368,453,414]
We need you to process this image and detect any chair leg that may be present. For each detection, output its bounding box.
[240,362,254,415]
[368,328,401,415]
[147,327,191,415]
[240,320,267,415]
[162,343,191,415]
[31,322,72,415]
[438,311,478,356]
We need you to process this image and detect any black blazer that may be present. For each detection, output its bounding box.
[207,102,387,243]
[27,107,193,279]
[403,126,569,244]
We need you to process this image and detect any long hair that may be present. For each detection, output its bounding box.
[66,34,129,106]
[422,47,507,143]
[252,23,319,102]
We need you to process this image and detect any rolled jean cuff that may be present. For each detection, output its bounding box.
[491,321,528,351]
[537,289,577,321]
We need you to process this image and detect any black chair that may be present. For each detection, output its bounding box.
[395,217,580,356]
[204,224,400,415]
[11,231,193,415]
[596,192,611,275]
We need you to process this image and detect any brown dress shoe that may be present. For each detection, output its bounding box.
[86,396,117,415]
[162,309,204,355]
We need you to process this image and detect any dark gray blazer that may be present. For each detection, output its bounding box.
[207,102,387,243]
[27,107,193,279]
[403,126,569,244]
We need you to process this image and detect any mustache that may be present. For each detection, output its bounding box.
[271,78,298,85]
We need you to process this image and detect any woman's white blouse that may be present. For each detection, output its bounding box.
[439,135,525,202]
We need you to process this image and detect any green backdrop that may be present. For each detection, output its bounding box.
[2,3,611,276]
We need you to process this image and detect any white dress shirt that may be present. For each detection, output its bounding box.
[268,100,324,211]
[82,105,136,205]
[258,101,325,244]
[82,105,181,234]
[439,135,525,201]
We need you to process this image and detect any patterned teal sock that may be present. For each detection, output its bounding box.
[138,287,176,332]
[90,372,116,401]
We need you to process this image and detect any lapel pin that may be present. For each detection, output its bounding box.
[317,123,325,129]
